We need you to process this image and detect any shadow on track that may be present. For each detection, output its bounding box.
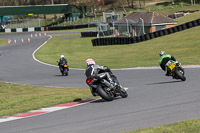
[91,97,124,103]
[146,80,182,85]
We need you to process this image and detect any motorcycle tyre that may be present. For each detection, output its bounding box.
[175,68,186,81]
[97,85,114,101]
[119,88,128,98]
[63,68,68,76]
[65,71,68,76]
[61,72,64,76]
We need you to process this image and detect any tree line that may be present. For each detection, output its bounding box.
[0,0,197,7]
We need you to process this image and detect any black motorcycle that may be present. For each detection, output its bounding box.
[57,61,69,76]
[86,71,128,101]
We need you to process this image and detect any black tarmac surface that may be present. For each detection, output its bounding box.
[0,32,200,133]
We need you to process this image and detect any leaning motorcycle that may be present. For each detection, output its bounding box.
[167,60,186,81]
[86,71,128,101]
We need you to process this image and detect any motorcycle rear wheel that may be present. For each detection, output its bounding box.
[175,68,186,81]
[97,85,114,101]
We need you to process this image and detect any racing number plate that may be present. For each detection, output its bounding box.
[64,65,68,67]
[169,64,175,70]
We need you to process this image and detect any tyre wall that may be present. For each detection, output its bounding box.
[81,30,113,37]
[92,18,200,46]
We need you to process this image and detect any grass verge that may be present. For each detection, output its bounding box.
[124,119,200,133]
[35,26,200,69]
[51,33,81,39]
[0,38,8,46]
[0,82,93,117]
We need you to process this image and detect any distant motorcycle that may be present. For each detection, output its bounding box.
[57,61,69,76]
[167,60,186,81]
[86,71,128,101]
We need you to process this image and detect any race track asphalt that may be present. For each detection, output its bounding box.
[0,32,200,133]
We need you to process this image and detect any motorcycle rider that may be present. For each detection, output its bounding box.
[159,51,176,76]
[85,58,115,92]
[58,55,68,72]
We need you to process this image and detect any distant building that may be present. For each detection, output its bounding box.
[114,12,177,37]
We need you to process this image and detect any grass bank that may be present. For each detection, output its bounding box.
[0,82,93,117]
[125,119,200,133]
[35,26,200,69]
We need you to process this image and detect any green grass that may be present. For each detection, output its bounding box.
[0,82,94,117]
[0,38,8,46]
[50,33,81,39]
[124,119,200,133]
[176,11,200,25]
[35,26,200,69]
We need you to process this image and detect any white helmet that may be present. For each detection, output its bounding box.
[86,58,95,66]
[60,55,64,58]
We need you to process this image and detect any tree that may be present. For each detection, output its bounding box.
[126,0,130,7]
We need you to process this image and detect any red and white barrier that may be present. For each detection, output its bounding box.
[28,38,30,43]
[14,40,17,44]
[21,38,24,43]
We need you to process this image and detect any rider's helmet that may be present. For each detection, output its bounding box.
[60,55,65,59]
[159,51,165,57]
[86,58,95,67]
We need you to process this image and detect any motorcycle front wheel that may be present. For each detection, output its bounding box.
[97,85,114,101]
[119,88,128,98]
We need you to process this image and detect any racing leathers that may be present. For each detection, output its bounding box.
[159,54,176,76]
[85,64,115,90]
[58,57,68,72]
